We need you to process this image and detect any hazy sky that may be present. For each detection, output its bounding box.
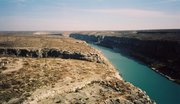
[0,0,180,31]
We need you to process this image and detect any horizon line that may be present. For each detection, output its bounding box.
[0,28,180,32]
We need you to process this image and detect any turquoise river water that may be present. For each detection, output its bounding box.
[90,44,180,104]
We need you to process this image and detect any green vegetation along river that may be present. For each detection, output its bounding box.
[90,44,180,104]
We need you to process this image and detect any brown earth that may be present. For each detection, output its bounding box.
[0,34,154,104]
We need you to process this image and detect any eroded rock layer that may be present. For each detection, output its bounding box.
[69,30,180,83]
[0,34,154,104]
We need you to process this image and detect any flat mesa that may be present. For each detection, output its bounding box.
[0,34,154,104]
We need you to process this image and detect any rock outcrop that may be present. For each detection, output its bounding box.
[0,48,104,63]
[0,35,106,63]
[0,34,155,104]
[70,30,180,83]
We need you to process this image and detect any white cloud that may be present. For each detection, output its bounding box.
[74,8,180,18]
[1,6,180,31]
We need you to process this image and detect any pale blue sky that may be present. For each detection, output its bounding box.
[0,0,180,31]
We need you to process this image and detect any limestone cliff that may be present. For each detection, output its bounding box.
[0,34,154,104]
[69,30,180,83]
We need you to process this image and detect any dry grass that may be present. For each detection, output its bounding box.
[0,57,116,103]
[0,35,153,104]
[0,35,95,55]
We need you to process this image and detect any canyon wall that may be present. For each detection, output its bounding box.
[0,34,155,104]
[0,48,103,63]
[70,32,180,83]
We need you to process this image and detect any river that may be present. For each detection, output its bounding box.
[90,44,180,104]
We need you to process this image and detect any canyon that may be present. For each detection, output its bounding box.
[0,34,154,104]
[69,30,180,83]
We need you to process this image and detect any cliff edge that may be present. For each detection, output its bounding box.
[69,30,180,83]
[0,34,154,104]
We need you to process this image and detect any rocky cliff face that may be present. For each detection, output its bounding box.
[0,35,106,63]
[70,31,180,83]
[0,34,155,104]
[0,48,104,63]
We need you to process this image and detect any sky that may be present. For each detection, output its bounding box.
[0,0,180,31]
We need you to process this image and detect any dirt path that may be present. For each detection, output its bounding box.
[2,58,23,74]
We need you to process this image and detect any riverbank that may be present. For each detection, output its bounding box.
[69,30,180,84]
[0,34,154,104]
[89,43,180,104]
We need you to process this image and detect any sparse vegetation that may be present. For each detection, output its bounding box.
[0,34,154,104]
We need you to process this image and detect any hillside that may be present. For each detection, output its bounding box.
[0,34,154,104]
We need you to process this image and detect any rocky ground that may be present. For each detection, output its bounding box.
[0,35,106,63]
[0,34,154,104]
